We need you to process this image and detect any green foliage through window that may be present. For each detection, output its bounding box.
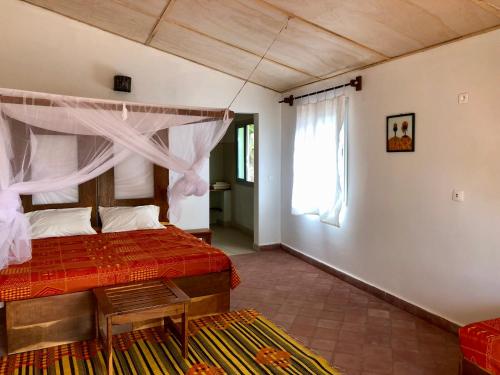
[236,123,254,184]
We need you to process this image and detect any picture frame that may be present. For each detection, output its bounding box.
[386,113,415,152]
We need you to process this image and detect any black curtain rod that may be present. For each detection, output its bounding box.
[279,76,362,106]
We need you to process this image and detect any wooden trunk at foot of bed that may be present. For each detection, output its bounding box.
[5,271,230,355]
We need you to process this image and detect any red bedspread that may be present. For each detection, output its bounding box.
[460,318,500,374]
[0,226,240,302]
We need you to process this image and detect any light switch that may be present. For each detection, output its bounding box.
[452,190,465,202]
[458,93,469,104]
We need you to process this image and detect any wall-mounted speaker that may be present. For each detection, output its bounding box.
[114,75,131,92]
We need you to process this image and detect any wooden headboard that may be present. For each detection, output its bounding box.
[21,180,99,225]
[21,130,169,225]
[22,169,169,227]
[97,166,169,222]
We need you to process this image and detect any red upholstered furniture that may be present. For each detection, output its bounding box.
[460,318,500,374]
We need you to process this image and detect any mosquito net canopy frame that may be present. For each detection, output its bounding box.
[0,88,234,270]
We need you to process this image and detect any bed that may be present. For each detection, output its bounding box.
[0,151,240,354]
[0,227,239,303]
[1,227,240,354]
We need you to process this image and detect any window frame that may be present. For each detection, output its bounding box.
[235,122,255,186]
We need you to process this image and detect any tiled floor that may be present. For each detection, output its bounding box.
[211,225,256,256]
[230,249,461,375]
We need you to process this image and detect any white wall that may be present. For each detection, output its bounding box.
[232,184,254,233]
[209,143,225,185]
[281,29,500,326]
[0,0,281,244]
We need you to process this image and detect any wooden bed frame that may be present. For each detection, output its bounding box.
[5,271,230,354]
[4,136,231,354]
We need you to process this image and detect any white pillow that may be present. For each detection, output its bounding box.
[99,205,164,233]
[26,207,97,239]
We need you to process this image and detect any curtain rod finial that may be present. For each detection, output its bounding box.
[282,95,294,106]
[350,76,362,91]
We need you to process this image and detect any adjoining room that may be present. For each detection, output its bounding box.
[210,113,257,256]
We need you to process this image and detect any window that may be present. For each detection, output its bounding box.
[236,123,254,184]
[291,96,348,227]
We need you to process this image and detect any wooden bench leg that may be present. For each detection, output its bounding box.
[182,305,189,358]
[95,305,99,340]
[107,317,113,375]
[163,313,189,358]
[163,317,168,333]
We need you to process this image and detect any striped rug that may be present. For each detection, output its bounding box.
[0,309,340,374]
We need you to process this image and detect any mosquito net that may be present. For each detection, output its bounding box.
[0,88,233,270]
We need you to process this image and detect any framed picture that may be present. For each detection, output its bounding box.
[386,113,415,152]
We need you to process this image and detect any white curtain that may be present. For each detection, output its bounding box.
[0,88,232,270]
[291,94,348,227]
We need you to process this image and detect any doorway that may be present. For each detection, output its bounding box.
[209,113,257,256]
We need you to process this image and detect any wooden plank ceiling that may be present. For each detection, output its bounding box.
[24,0,500,92]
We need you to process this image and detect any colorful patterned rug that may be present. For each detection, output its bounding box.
[0,309,340,374]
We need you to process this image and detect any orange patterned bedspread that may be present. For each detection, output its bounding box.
[460,318,500,374]
[0,226,240,302]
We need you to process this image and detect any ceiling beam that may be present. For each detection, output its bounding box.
[145,0,176,45]
[256,0,389,59]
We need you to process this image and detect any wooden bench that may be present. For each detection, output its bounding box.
[93,279,190,375]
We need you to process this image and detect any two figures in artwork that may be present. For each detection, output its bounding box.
[388,120,413,151]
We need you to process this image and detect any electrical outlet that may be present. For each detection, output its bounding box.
[452,190,465,202]
[458,93,469,104]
